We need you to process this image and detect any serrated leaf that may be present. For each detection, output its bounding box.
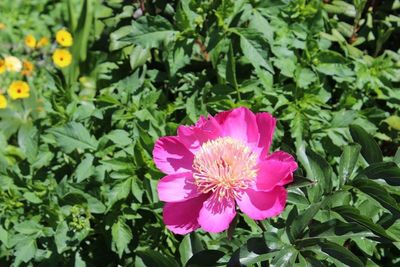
[14,238,37,265]
[111,218,132,258]
[49,122,98,153]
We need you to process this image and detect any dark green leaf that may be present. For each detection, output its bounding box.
[349,124,383,164]
[338,143,361,186]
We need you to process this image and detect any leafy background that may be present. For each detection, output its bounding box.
[0,0,400,266]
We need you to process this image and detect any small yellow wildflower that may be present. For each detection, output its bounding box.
[25,34,37,48]
[21,60,34,76]
[52,49,72,68]
[4,56,22,72]
[0,23,5,30]
[56,29,73,47]
[0,95,7,109]
[0,59,5,74]
[36,37,50,48]
[8,81,30,100]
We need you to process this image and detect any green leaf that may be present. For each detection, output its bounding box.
[234,28,274,73]
[107,178,131,208]
[179,233,204,266]
[228,237,269,266]
[130,45,151,70]
[23,192,42,204]
[14,237,37,265]
[333,206,396,241]
[15,220,43,235]
[289,202,323,241]
[55,221,69,254]
[111,218,133,258]
[75,154,94,183]
[270,247,298,267]
[338,143,361,186]
[127,16,177,48]
[186,250,225,267]
[49,122,98,153]
[318,240,364,267]
[136,250,179,267]
[352,178,400,217]
[226,43,238,91]
[18,124,38,163]
[395,148,400,165]
[356,162,400,186]
[349,124,383,164]
[306,149,333,194]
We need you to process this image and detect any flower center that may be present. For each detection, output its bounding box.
[193,137,258,201]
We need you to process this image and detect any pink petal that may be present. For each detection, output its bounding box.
[237,186,287,220]
[198,196,236,233]
[153,136,194,174]
[177,116,222,153]
[163,194,208,235]
[255,151,298,191]
[256,112,276,159]
[214,107,259,147]
[157,172,200,202]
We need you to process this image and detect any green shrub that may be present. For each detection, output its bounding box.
[0,0,399,266]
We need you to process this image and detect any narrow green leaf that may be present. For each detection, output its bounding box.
[356,162,400,186]
[333,206,396,241]
[318,240,364,267]
[226,43,238,91]
[136,250,179,267]
[352,179,400,217]
[338,143,361,186]
[289,202,323,241]
[349,124,383,164]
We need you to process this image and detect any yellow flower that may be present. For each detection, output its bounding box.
[22,60,34,76]
[56,29,73,47]
[0,23,5,30]
[0,59,5,74]
[8,81,30,100]
[36,37,50,48]
[0,95,7,109]
[25,34,37,49]
[4,56,22,72]
[52,49,72,68]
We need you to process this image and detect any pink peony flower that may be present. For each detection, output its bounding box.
[153,107,297,234]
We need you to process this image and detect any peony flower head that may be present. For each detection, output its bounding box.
[56,29,73,47]
[25,34,37,49]
[153,107,297,234]
[36,37,50,48]
[0,95,7,109]
[52,49,72,68]
[21,60,34,76]
[4,56,22,72]
[8,81,30,100]
[0,59,5,74]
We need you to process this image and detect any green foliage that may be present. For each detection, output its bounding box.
[0,0,400,266]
